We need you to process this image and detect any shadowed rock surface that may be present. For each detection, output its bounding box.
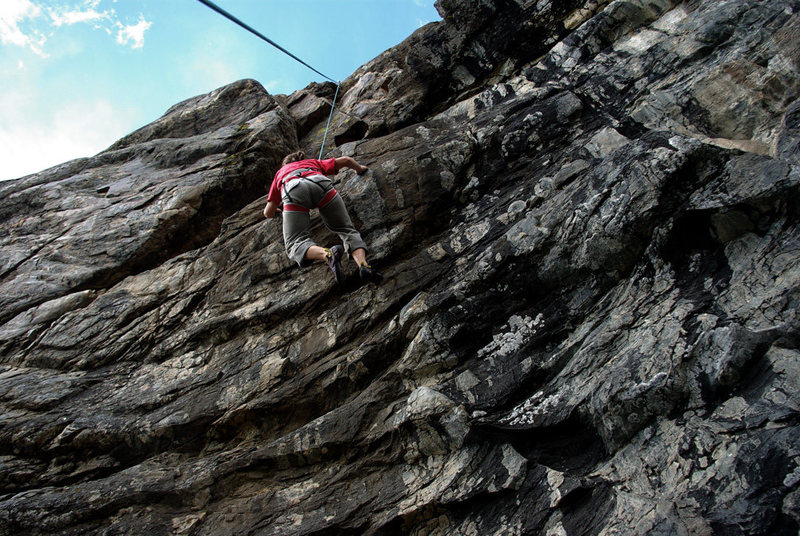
[1,0,799,534]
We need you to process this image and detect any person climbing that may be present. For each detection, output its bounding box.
[263,150,382,285]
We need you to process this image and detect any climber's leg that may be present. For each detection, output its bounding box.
[318,193,368,262]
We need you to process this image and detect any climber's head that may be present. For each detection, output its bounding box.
[282,151,306,166]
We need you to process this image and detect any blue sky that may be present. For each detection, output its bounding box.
[0,0,441,181]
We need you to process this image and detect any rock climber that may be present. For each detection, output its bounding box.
[263,150,382,285]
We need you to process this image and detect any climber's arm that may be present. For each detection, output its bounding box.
[334,156,369,175]
[264,200,280,218]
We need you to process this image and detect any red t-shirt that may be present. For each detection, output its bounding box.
[267,158,337,204]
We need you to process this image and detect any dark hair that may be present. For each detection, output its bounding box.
[282,151,306,166]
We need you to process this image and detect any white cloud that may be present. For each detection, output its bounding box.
[116,17,151,49]
[0,0,48,56]
[0,91,140,181]
[0,1,152,55]
[52,2,153,50]
[49,7,108,27]
[0,2,154,181]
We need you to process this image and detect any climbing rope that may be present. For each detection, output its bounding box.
[195,0,342,158]
[196,0,336,82]
[319,82,340,159]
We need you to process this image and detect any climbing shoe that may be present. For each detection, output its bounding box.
[326,245,345,284]
[359,263,383,284]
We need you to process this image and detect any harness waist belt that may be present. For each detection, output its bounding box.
[280,168,315,192]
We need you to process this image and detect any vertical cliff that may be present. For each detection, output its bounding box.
[1,0,799,534]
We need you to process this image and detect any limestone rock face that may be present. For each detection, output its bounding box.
[2,1,800,534]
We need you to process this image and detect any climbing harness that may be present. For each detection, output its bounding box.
[196,0,342,158]
[280,168,337,213]
[280,168,315,191]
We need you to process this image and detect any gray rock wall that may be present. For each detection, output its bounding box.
[1,0,798,534]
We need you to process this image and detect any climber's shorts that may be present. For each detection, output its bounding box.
[281,174,368,266]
